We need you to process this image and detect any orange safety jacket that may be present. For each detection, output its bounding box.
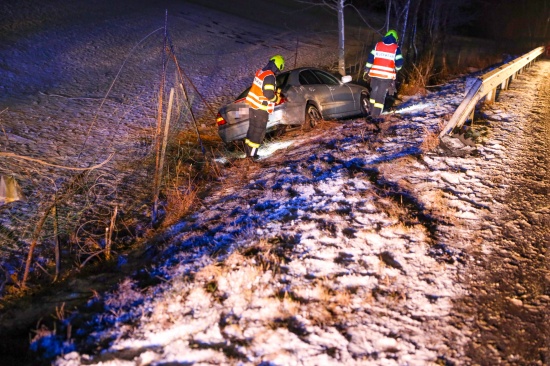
[246,69,276,113]
[368,42,399,80]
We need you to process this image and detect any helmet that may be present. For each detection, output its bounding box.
[385,29,398,41]
[270,54,285,71]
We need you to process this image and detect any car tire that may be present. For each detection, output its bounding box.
[304,104,321,131]
[360,93,369,116]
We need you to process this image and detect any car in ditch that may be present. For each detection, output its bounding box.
[216,67,370,143]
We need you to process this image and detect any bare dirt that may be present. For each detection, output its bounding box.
[460,61,550,365]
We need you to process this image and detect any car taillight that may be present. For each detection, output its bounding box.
[216,113,226,126]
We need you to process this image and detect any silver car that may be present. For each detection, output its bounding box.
[217,67,370,143]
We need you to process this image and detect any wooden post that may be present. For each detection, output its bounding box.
[153,10,168,223]
[22,203,55,287]
[158,87,175,196]
[53,203,60,282]
[105,206,117,261]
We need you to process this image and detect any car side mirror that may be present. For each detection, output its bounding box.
[341,75,352,84]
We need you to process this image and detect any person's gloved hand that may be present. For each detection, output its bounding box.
[274,88,282,104]
[362,71,370,82]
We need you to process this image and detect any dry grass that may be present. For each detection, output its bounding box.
[461,53,503,73]
[313,281,333,303]
[400,54,435,96]
[420,127,440,152]
[195,262,223,284]
[425,189,458,225]
[278,290,301,317]
[162,160,200,227]
[255,247,283,274]
[305,303,334,327]
[333,288,352,308]
[224,251,247,269]
[420,120,445,153]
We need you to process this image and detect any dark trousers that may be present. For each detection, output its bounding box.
[369,78,393,117]
[246,108,269,145]
[245,108,269,157]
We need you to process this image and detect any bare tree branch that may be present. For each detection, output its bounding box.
[0,152,115,171]
[347,4,387,33]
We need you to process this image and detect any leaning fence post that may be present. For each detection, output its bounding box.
[152,9,168,224]
[159,88,174,193]
[105,205,117,261]
[53,201,60,282]
[22,202,56,288]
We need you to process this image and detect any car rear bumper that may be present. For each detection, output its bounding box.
[218,120,249,143]
[218,108,296,143]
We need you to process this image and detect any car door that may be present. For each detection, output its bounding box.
[296,69,333,116]
[312,69,356,117]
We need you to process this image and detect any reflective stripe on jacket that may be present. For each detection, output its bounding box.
[246,69,276,113]
[368,42,399,79]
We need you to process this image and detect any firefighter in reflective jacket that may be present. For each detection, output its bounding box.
[244,55,285,160]
[363,30,403,119]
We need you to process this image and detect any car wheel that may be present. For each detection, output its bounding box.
[360,93,370,116]
[304,104,321,131]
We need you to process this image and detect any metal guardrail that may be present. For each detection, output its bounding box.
[439,46,545,138]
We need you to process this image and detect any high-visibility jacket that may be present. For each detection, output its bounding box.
[367,42,400,80]
[246,69,276,113]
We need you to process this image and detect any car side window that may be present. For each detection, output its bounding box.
[313,70,339,85]
[276,72,289,87]
[298,70,321,85]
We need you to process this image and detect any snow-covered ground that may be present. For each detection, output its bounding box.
[1,0,550,365]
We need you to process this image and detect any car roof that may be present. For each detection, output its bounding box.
[281,67,339,87]
[234,67,348,101]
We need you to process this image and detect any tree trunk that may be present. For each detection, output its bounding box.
[337,0,346,76]
[400,0,410,50]
[386,0,392,33]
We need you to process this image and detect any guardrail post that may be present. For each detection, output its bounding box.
[485,88,496,104]
[501,78,509,91]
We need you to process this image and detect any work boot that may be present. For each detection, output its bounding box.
[245,143,260,162]
[244,143,252,159]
